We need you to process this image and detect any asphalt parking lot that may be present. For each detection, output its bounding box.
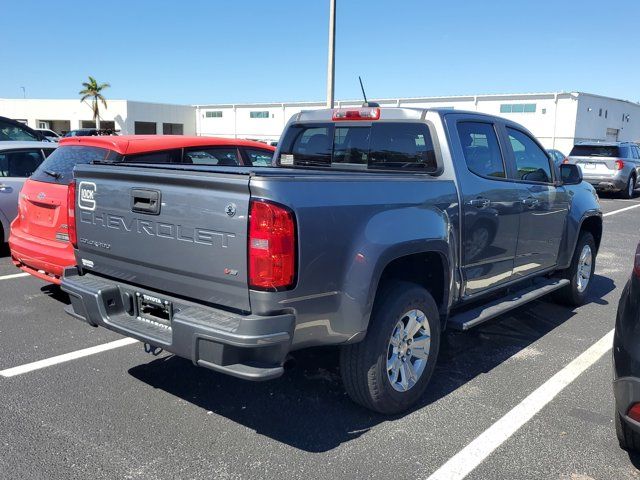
[1,195,640,480]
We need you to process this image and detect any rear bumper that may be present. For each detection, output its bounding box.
[582,174,627,191]
[61,268,295,381]
[8,227,74,284]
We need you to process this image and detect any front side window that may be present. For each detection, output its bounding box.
[507,128,552,183]
[278,122,438,172]
[457,122,505,179]
[31,146,114,184]
[0,149,45,178]
[183,147,239,166]
[244,148,274,167]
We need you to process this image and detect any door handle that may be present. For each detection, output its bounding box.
[131,189,161,215]
[522,197,540,207]
[466,198,491,209]
[0,184,11,192]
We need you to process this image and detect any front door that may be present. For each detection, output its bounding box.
[0,149,46,223]
[504,127,569,276]
[447,117,522,297]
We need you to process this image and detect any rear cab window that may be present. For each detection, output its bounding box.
[277,122,439,172]
[31,146,118,185]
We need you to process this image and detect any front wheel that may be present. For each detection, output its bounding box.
[340,282,441,414]
[555,231,596,306]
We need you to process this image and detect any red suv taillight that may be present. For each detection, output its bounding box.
[616,159,625,170]
[248,200,296,290]
[67,180,77,248]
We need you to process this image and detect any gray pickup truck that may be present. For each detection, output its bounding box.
[62,107,602,414]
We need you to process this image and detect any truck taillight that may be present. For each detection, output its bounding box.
[67,180,77,248]
[332,107,380,121]
[616,159,625,170]
[248,200,296,290]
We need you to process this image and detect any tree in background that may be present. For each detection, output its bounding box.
[79,76,110,129]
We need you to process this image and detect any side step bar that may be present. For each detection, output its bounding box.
[448,278,570,331]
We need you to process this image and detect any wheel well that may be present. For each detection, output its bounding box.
[581,216,603,252]
[377,252,447,312]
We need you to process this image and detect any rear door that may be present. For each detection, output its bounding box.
[503,126,569,276]
[0,148,46,223]
[446,115,521,296]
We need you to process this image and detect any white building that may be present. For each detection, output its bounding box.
[0,98,195,136]
[196,92,640,154]
[2,92,639,155]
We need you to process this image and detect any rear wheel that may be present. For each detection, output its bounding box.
[616,409,640,451]
[554,231,596,306]
[340,281,440,414]
[621,174,636,199]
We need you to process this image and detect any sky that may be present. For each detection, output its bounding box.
[2,0,640,105]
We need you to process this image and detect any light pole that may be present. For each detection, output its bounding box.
[20,86,25,99]
[326,0,336,108]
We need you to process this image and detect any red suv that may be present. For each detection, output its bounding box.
[9,135,275,284]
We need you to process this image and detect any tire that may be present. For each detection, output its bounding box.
[620,174,636,199]
[554,231,596,306]
[340,281,441,414]
[616,409,640,451]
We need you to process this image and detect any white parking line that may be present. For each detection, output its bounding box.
[426,329,614,480]
[0,272,29,281]
[603,203,640,217]
[0,338,139,378]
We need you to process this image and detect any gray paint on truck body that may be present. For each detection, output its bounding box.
[64,108,602,377]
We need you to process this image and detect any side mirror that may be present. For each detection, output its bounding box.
[560,163,583,185]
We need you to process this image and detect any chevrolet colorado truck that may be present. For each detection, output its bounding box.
[62,107,602,414]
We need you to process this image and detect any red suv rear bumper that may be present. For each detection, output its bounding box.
[9,223,75,284]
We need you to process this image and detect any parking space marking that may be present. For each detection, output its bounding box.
[603,203,640,217]
[0,272,29,281]
[0,338,139,378]
[426,329,614,480]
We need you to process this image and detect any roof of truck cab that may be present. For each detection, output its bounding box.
[58,135,276,155]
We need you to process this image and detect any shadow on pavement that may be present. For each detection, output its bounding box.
[129,274,616,453]
[40,284,70,305]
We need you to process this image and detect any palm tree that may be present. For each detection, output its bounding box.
[79,76,110,129]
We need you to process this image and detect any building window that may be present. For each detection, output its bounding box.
[250,111,270,119]
[205,111,223,118]
[605,110,608,119]
[599,108,602,117]
[163,123,184,135]
[499,103,536,113]
[134,121,157,135]
[81,120,97,128]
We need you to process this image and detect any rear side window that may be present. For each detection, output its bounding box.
[457,122,506,179]
[569,145,621,158]
[30,146,114,185]
[124,149,181,164]
[278,122,438,172]
[507,128,552,183]
[183,147,240,166]
[244,148,274,166]
[0,149,45,178]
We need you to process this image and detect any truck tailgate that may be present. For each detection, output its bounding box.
[73,164,251,312]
